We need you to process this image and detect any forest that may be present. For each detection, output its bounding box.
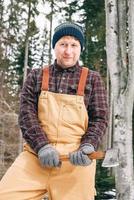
[0,0,134,200]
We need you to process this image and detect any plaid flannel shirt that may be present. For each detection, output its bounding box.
[19,61,108,153]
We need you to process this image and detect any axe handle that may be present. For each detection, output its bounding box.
[60,151,105,161]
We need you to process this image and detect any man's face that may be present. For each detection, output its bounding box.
[54,36,81,68]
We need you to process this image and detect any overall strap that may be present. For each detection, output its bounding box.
[77,67,89,96]
[41,66,89,94]
[41,66,49,91]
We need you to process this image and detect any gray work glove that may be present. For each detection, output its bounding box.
[38,144,60,167]
[69,144,95,166]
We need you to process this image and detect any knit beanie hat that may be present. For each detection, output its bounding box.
[52,22,84,50]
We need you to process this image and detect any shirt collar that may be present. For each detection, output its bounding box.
[52,59,80,73]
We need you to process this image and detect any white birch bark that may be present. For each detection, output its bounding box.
[105,0,134,199]
[127,0,134,196]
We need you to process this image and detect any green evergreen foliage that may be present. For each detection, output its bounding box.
[13,43,33,87]
[80,0,106,76]
[63,0,79,21]
[96,161,116,199]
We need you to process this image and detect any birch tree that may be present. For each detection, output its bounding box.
[105,0,134,199]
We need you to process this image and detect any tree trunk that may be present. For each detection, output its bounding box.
[127,0,134,196]
[19,1,32,153]
[48,0,54,65]
[23,1,31,83]
[105,0,134,199]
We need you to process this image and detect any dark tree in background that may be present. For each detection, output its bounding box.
[81,0,106,77]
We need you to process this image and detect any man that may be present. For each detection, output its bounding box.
[0,22,108,200]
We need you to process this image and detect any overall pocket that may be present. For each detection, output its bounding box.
[62,104,84,125]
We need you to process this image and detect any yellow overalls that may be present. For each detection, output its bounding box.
[0,67,96,200]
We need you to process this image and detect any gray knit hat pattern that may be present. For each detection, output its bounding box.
[52,22,84,50]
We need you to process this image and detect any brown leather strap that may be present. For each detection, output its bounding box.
[41,66,49,91]
[77,67,89,96]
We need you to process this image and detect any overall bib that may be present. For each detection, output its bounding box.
[0,67,96,200]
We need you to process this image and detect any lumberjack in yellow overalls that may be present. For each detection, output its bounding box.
[0,22,108,200]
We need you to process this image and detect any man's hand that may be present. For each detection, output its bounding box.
[69,144,95,166]
[38,144,60,167]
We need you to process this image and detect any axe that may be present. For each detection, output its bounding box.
[60,148,119,167]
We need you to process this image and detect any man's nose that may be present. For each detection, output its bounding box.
[64,45,72,54]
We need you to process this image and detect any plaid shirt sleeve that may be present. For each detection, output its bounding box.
[18,69,49,153]
[81,71,109,150]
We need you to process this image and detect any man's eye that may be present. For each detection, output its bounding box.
[72,44,77,47]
